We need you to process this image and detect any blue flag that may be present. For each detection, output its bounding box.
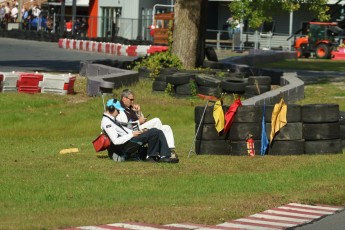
[261,103,269,156]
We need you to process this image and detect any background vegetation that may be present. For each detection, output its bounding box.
[0,59,345,230]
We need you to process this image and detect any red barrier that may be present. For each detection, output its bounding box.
[17,73,44,94]
[63,76,76,95]
[126,46,138,56]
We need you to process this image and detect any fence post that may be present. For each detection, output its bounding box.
[216,31,221,50]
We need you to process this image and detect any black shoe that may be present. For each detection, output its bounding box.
[157,157,179,163]
[145,156,158,163]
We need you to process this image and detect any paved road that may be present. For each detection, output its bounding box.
[0,37,135,73]
[294,209,345,230]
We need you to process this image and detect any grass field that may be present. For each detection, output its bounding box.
[1,63,345,230]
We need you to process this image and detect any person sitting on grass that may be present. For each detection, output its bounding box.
[101,98,178,163]
[116,89,177,158]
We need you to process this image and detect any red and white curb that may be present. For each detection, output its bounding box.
[58,38,168,57]
[63,203,344,230]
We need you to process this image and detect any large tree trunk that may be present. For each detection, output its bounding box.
[172,0,208,68]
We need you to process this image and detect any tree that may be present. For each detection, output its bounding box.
[229,0,330,30]
[171,0,330,68]
[172,0,208,69]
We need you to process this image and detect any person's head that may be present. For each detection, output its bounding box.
[121,89,135,107]
[106,98,124,116]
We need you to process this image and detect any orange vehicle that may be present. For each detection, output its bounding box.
[151,12,174,45]
[294,22,344,59]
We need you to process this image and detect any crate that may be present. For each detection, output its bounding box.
[41,74,76,95]
[17,73,44,94]
[2,72,20,92]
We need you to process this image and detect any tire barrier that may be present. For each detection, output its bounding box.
[244,76,272,98]
[220,78,249,93]
[194,105,262,155]
[305,139,342,154]
[194,104,342,155]
[269,140,305,155]
[302,104,342,154]
[0,72,76,95]
[301,104,339,123]
[340,112,345,148]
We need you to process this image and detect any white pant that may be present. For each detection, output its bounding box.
[139,117,175,149]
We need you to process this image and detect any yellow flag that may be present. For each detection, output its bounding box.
[270,98,287,144]
[213,100,225,134]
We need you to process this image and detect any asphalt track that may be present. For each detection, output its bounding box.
[0,37,135,73]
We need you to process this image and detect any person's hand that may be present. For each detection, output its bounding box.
[132,104,141,112]
[132,131,142,137]
[138,116,146,124]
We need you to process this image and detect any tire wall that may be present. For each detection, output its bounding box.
[194,105,262,155]
[302,104,342,154]
[194,104,343,155]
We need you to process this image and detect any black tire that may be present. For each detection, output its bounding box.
[340,125,345,139]
[195,124,227,140]
[166,72,194,85]
[305,139,342,154]
[265,104,301,123]
[195,140,231,155]
[223,105,262,123]
[266,122,303,141]
[223,72,246,79]
[195,106,220,124]
[152,81,167,92]
[315,43,331,59]
[229,141,262,156]
[268,140,305,155]
[138,67,151,78]
[195,74,221,87]
[339,111,345,125]
[244,85,271,95]
[205,47,218,62]
[303,123,340,140]
[155,74,168,82]
[302,104,339,123]
[202,60,224,69]
[197,86,222,98]
[175,83,192,95]
[248,76,272,85]
[159,67,179,75]
[228,122,262,141]
[221,78,248,93]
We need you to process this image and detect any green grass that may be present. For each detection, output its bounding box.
[0,76,345,230]
[255,58,345,72]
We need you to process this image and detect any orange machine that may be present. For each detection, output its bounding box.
[294,22,344,59]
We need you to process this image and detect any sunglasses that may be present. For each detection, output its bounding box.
[126,97,135,102]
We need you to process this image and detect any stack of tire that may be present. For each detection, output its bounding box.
[220,73,249,95]
[265,104,304,155]
[245,76,272,98]
[340,111,345,151]
[194,106,231,154]
[152,68,178,92]
[302,104,342,154]
[152,69,223,97]
[194,105,262,155]
[226,105,262,155]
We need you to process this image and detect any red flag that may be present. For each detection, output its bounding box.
[224,98,242,134]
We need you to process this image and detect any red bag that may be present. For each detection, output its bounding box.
[92,133,111,152]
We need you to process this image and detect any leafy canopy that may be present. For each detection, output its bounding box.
[229,0,329,29]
